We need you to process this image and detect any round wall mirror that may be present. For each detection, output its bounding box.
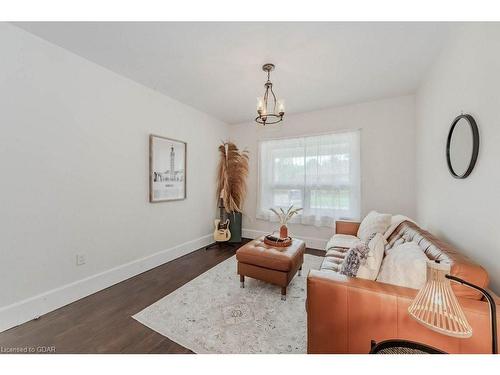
[446,114,479,179]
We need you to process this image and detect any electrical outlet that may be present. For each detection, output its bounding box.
[76,253,86,266]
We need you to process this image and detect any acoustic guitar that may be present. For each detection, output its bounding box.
[213,193,231,242]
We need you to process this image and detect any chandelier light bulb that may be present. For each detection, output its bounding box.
[277,99,285,114]
[257,97,264,112]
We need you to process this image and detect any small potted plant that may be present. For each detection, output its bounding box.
[270,205,303,238]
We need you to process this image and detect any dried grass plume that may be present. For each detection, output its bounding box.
[216,142,249,213]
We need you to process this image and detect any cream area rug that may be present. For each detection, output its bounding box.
[133,254,323,354]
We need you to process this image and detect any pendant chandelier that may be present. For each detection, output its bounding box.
[255,63,285,125]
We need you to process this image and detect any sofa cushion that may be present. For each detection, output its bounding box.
[325,234,359,250]
[357,211,391,241]
[320,256,344,273]
[325,246,350,259]
[377,241,428,289]
[321,244,350,274]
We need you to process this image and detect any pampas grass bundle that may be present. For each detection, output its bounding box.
[270,205,303,225]
[216,142,249,213]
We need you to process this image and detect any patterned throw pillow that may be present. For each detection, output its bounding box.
[340,233,376,277]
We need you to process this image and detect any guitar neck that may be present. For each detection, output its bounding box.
[219,197,225,221]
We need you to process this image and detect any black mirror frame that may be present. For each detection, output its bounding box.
[446,114,479,179]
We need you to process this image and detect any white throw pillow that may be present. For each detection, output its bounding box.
[356,233,385,281]
[376,241,428,290]
[357,211,391,241]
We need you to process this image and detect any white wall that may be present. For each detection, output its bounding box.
[229,95,416,249]
[0,24,228,330]
[416,23,500,293]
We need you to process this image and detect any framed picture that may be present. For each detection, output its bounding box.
[149,134,187,202]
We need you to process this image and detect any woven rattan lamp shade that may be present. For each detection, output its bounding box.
[408,261,473,338]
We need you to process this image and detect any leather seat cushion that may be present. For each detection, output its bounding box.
[320,256,344,273]
[325,246,349,259]
[322,233,355,274]
[319,246,350,273]
[325,234,359,250]
[236,237,305,272]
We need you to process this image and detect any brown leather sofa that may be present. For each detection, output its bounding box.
[307,220,500,354]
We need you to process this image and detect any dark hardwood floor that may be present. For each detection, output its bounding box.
[0,240,323,354]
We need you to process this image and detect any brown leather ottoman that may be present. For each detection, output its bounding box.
[236,237,305,300]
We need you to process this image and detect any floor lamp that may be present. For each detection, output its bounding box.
[408,260,498,354]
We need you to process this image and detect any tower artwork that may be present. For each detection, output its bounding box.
[170,145,175,180]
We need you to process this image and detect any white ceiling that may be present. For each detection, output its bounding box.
[15,22,452,124]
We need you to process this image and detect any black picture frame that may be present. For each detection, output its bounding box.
[446,114,479,179]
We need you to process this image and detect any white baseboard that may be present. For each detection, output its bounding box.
[0,234,213,333]
[242,228,327,251]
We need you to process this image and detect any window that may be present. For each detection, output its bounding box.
[257,130,360,227]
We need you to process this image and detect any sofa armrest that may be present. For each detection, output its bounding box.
[335,220,360,236]
[306,270,500,354]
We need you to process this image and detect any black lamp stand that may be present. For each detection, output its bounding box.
[446,274,498,354]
